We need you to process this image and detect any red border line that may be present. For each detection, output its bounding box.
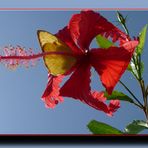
[0,8,147,11]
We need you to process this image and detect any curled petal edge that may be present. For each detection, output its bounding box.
[41,74,64,108]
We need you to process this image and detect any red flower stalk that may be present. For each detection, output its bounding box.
[0,45,40,70]
[0,45,66,70]
[38,10,139,116]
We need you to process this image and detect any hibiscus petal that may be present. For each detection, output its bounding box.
[88,91,111,114]
[60,60,91,102]
[56,26,82,55]
[107,100,120,116]
[41,74,64,108]
[89,92,120,115]
[60,60,119,115]
[90,41,138,94]
[69,10,129,50]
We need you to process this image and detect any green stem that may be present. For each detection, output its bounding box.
[130,62,139,80]
[122,24,129,35]
[116,11,129,36]
[136,54,148,121]
[119,80,143,109]
[116,12,148,120]
[146,86,148,98]
[139,80,148,121]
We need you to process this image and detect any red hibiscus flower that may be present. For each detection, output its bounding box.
[39,10,139,116]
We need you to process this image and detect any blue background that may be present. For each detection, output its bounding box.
[0,0,147,8]
[0,11,147,134]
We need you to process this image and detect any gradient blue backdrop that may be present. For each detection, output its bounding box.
[0,0,147,8]
[0,11,147,134]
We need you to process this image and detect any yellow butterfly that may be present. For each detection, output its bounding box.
[37,30,76,76]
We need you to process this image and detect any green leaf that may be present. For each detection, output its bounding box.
[140,61,144,75]
[87,120,123,134]
[127,64,132,72]
[124,120,148,134]
[136,24,148,55]
[96,35,114,49]
[104,91,134,104]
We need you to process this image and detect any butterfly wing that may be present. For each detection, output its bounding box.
[37,30,76,76]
